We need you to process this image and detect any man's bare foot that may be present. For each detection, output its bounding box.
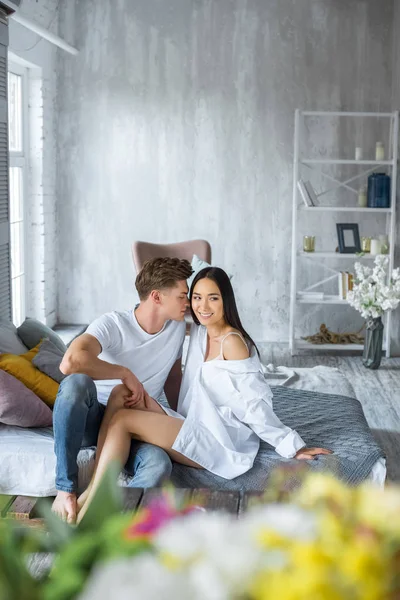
[52,491,77,524]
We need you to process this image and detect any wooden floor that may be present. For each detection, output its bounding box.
[258,344,400,483]
[0,487,264,527]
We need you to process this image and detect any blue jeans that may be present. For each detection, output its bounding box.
[53,373,172,493]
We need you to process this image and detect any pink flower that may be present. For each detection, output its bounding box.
[124,494,199,541]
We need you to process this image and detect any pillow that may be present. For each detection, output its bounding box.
[187,255,233,290]
[0,319,29,354]
[17,317,67,353]
[23,344,41,362]
[0,345,59,407]
[187,255,212,289]
[0,370,53,427]
[32,338,66,384]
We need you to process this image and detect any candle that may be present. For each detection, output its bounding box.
[370,238,381,255]
[303,236,315,252]
[361,237,371,252]
[358,186,367,207]
[355,147,363,161]
[375,142,385,161]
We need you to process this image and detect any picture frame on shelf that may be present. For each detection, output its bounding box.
[336,223,361,254]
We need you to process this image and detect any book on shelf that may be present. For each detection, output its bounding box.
[297,179,319,206]
[297,179,313,206]
[338,271,354,299]
[304,180,319,206]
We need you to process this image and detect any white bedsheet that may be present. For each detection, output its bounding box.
[0,365,386,496]
[0,425,95,496]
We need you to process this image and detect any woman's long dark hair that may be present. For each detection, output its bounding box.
[189,267,259,356]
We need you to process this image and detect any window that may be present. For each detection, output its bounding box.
[8,64,28,326]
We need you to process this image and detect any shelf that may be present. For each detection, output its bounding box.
[301,159,393,165]
[298,251,375,259]
[297,294,348,304]
[295,339,387,352]
[300,206,391,213]
[290,109,398,358]
[295,339,365,351]
[301,111,395,118]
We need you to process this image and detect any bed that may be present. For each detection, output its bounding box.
[0,365,386,496]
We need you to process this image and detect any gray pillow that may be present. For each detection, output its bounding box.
[32,338,66,383]
[17,317,67,353]
[0,319,29,354]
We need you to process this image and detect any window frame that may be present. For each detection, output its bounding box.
[8,61,29,326]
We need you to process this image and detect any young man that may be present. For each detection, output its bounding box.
[52,257,193,523]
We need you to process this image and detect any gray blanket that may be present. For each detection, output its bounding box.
[171,386,385,491]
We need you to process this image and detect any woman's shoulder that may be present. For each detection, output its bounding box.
[221,329,250,360]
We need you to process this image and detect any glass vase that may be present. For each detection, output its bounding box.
[362,316,384,369]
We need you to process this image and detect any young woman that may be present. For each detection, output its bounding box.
[77,267,331,522]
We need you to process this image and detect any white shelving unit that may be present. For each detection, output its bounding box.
[289,110,399,356]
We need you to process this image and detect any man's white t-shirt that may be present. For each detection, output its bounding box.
[86,309,186,405]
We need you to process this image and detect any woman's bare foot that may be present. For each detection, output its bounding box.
[76,496,91,524]
[52,491,77,524]
[76,486,92,512]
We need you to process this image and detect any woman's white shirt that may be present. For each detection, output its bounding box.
[165,324,305,480]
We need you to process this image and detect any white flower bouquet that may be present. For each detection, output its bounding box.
[347,255,400,319]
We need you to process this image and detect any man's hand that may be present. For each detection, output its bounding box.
[120,370,145,406]
[123,389,163,413]
[295,447,333,460]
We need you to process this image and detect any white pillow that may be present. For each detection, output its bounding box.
[187,255,233,290]
[187,254,211,289]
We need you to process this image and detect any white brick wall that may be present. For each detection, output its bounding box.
[8,0,59,327]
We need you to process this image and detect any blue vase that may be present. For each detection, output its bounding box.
[367,173,391,208]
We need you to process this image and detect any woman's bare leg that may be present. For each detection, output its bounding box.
[77,386,168,510]
[76,386,124,509]
[77,409,200,523]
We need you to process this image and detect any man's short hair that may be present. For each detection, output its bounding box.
[135,257,193,301]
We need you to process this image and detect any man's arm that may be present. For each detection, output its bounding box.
[60,333,127,380]
[60,333,144,400]
[164,358,183,412]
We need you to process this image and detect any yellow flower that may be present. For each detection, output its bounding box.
[339,540,389,600]
[160,551,184,571]
[356,484,400,536]
[257,529,290,550]
[296,473,354,513]
[250,549,344,600]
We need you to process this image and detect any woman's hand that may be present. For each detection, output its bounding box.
[295,447,333,460]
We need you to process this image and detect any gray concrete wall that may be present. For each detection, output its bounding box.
[56,0,395,345]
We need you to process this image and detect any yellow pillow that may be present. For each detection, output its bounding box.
[0,343,59,407]
[22,344,41,362]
